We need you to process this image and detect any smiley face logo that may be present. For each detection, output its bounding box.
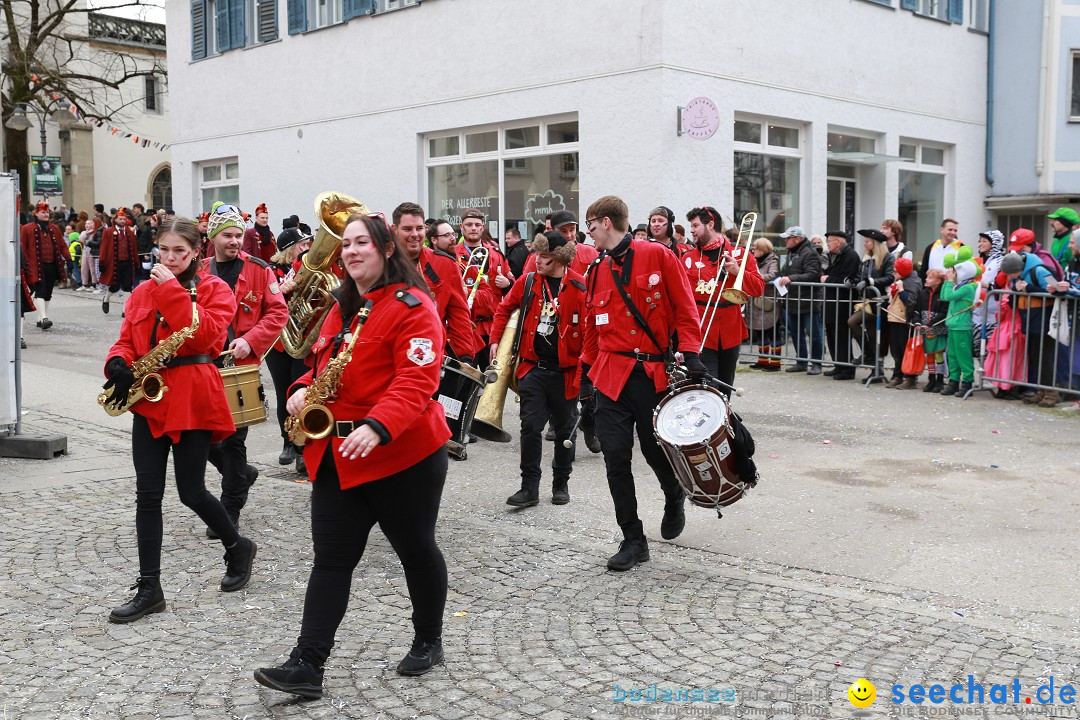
[848,678,876,708]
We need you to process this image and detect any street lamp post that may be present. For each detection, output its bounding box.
[4,101,77,200]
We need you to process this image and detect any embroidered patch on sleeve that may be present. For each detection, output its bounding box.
[407,337,435,366]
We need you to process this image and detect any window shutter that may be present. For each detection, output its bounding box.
[229,0,245,47]
[257,0,277,42]
[191,0,207,59]
[947,0,963,23]
[343,0,374,20]
[215,0,230,51]
[287,0,307,34]
[900,0,917,9]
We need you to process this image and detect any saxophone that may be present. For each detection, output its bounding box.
[285,302,373,446]
[98,289,200,416]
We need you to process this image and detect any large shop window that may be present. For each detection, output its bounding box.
[898,140,948,255]
[426,116,579,244]
[733,117,802,240]
[199,159,240,211]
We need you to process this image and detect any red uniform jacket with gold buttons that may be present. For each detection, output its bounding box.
[242,226,276,263]
[582,237,703,398]
[19,221,70,283]
[200,251,289,366]
[523,242,600,278]
[455,242,511,340]
[99,225,139,287]
[490,268,588,400]
[293,283,452,489]
[105,275,237,443]
[682,239,765,351]
[419,247,482,357]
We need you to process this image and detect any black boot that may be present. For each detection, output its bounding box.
[506,488,539,508]
[295,452,307,476]
[254,648,324,699]
[221,537,257,592]
[396,637,444,676]
[660,496,686,540]
[957,381,972,398]
[923,374,942,393]
[582,426,602,454]
[940,380,959,397]
[109,576,166,623]
[551,484,570,505]
[278,440,296,465]
[607,537,650,571]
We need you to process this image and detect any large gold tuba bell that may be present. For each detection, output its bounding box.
[471,310,518,442]
[280,191,369,358]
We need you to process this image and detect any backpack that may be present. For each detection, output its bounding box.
[1031,246,1064,282]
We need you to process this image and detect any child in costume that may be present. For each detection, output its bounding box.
[914,269,949,393]
[939,247,981,396]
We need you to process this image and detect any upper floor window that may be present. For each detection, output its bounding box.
[1071,51,1080,122]
[191,0,244,59]
[901,0,963,23]
[969,0,988,32]
[252,0,278,42]
[144,76,162,113]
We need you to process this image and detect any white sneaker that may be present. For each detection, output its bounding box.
[75,286,85,292]
[1062,401,1080,414]
[92,288,103,294]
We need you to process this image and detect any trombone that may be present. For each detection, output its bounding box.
[461,245,490,310]
[699,212,757,351]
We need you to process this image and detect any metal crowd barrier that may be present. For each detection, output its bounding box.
[742,281,887,386]
[976,288,1079,402]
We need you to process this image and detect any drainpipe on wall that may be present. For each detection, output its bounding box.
[985,0,995,187]
[1035,0,1051,180]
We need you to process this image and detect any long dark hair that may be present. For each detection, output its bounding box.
[334,213,431,322]
[157,217,201,288]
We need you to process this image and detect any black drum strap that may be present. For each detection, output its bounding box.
[510,272,537,358]
[609,262,671,363]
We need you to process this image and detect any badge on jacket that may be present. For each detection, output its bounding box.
[407,337,435,366]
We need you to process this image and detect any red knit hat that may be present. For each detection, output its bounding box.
[895,257,913,278]
[255,203,268,215]
[199,212,210,224]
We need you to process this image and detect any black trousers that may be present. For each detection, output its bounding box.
[108,260,134,293]
[266,348,308,443]
[518,367,575,491]
[296,447,448,667]
[701,345,740,397]
[824,320,852,365]
[207,427,252,519]
[594,365,684,542]
[34,262,59,301]
[131,414,239,577]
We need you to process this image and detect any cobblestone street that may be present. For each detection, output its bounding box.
[3,291,1080,719]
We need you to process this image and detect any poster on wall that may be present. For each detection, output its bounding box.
[31,156,62,196]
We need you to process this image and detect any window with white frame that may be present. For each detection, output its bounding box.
[1071,51,1080,121]
[144,76,162,113]
[199,159,240,211]
[915,0,948,20]
[376,0,418,11]
[969,0,988,31]
[733,117,802,240]
[313,0,341,29]
[898,140,949,256]
[425,116,580,243]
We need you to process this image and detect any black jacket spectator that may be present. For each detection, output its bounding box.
[781,238,822,313]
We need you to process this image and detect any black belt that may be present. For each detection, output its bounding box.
[615,351,666,363]
[475,315,493,322]
[166,354,213,368]
[696,298,735,310]
[334,420,364,438]
[532,359,564,372]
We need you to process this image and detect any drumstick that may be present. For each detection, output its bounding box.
[562,414,583,449]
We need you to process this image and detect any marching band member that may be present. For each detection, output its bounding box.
[581,195,704,571]
[683,206,765,394]
[103,217,255,623]
[491,230,588,508]
[648,206,686,257]
[266,226,313,474]
[391,202,482,362]
[99,207,139,315]
[242,202,277,263]
[427,219,458,255]
[456,208,512,369]
[20,200,71,331]
[254,213,451,699]
[201,202,289,538]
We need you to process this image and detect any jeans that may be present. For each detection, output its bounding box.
[786,308,823,365]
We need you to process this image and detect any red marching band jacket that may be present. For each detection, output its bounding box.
[522,242,600,278]
[19,221,71,284]
[242,227,277,263]
[200,252,289,366]
[104,275,238,443]
[490,268,588,400]
[582,238,703,398]
[682,239,765,351]
[98,225,139,287]
[418,246,483,357]
[455,242,511,340]
[292,284,452,489]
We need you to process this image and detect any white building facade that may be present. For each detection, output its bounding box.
[165,0,991,254]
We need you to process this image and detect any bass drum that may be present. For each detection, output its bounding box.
[652,382,750,513]
[435,357,488,460]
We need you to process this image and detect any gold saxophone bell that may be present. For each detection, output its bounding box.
[141,373,167,402]
[297,404,335,441]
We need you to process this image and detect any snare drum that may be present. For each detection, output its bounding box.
[219,363,268,428]
[652,382,750,512]
[435,357,487,460]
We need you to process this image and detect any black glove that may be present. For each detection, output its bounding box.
[682,352,708,379]
[102,356,135,407]
[459,355,475,367]
[855,280,868,292]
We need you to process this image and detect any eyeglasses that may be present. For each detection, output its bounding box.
[213,204,241,215]
[435,231,456,240]
[364,211,388,225]
[585,218,601,232]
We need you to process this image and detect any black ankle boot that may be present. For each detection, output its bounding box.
[660,496,686,540]
[221,537,257,592]
[506,488,539,508]
[254,648,324,699]
[396,637,444,676]
[940,380,959,397]
[607,537,650,571]
[957,381,972,397]
[279,440,297,465]
[551,485,570,505]
[923,374,942,393]
[109,576,166,623]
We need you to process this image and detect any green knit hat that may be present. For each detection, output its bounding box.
[207,201,246,239]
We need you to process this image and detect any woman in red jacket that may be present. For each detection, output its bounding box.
[255,213,451,700]
[101,217,256,624]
